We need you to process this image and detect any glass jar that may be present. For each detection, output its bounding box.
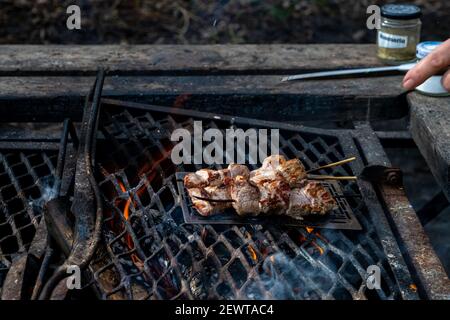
[377,4,422,64]
[415,41,449,96]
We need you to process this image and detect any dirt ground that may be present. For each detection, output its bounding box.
[0,0,448,44]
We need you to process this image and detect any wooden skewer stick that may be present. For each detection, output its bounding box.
[306,156,356,174]
[307,175,357,181]
[192,195,236,203]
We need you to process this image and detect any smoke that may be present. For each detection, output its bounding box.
[257,253,303,299]
[29,176,59,213]
[254,238,337,300]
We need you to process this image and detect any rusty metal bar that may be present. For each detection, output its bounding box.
[353,122,450,300]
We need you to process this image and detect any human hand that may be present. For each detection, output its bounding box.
[403,39,450,92]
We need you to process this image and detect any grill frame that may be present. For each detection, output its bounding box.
[88,98,420,300]
[0,95,447,300]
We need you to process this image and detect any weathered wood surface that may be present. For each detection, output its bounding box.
[0,45,382,75]
[408,92,450,200]
[0,44,447,190]
[0,44,409,122]
[0,75,407,122]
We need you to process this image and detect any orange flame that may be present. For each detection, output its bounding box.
[118,181,132,220]
[311,241,325,255]
[117,178,149,264]
[107,141,174,268]
[409,284,417,292]
[300,231,325,255]
[248,245,258,262]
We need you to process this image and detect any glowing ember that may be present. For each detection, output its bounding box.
[311,241,325,255]
[306,227,314,233]
[117,178,149,264]
[409,284,417,292]
[298,234,307,243]
[118,181,132,220]
[248,245,258,261]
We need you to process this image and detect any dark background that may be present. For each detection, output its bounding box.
[0,0,448,44]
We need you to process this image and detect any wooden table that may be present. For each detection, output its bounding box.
[0,44,449,199]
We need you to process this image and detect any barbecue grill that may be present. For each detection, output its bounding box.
[0,72,449,300]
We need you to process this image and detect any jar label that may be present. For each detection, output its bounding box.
[378,31,408,49]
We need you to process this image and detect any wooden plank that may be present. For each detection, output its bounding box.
[408,92,450,200]
[0,75,407,122]
[0,45,382,75]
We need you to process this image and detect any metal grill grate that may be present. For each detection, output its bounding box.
[89,101,412,300]
[0,151,57,257]
[0,149,58,295]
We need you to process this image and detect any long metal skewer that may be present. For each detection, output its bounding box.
[307,175,358,181]
[192,195,235,203]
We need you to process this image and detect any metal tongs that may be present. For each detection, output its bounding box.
[281,62,416,82]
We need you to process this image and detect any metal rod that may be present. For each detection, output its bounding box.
[306,156,356,173]
[307,175,358,181]
[39,69,106,300]
[30,246,54,300]
[55,119,71,195]
[281,63,416,82]
[192,195,235,203]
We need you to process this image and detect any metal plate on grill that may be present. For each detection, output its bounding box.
[176,172,362,230]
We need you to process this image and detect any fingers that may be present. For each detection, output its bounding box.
[443,68,450,92]
[403,38,450,90]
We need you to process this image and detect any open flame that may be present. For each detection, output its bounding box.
[311,241,325,255]
[106,140,174,269]
[117,178,149,264]
[118,181,132,220]
[306,227,314,233]
[247,245,258,262]
[299,228,325,256]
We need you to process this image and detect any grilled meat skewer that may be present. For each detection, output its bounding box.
[183,156,337,218]
[249,169,289,214]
